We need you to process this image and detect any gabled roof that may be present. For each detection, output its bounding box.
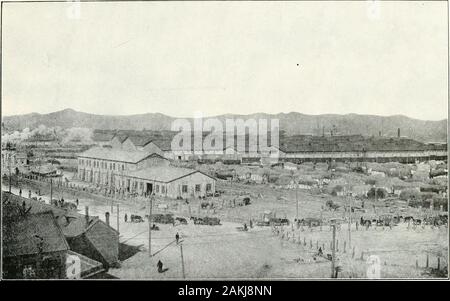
[3,211,69,257]
[2,192,118,238]
[78,147,160,164]
[111,135,128,143]
[124,166,216,183]
[124,136,154,147]
[92,132,115,142]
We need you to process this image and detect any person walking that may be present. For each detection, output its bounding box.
[28,190,32,199]
[157,260,163,273]
[175,232,180,244]
[19,188,22,197]
[76,199,79,206]
[124,213,128,223]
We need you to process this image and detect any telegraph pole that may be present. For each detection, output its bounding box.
[180,243,186,279]
[348,196,352,249]
[295,186,299,221]
[8,156,11,193]
[116,203,120,233]
[148,194,153,257]
[331,224,336,278]
[50,178,53,204]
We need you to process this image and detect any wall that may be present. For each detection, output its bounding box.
[120,171,216,199]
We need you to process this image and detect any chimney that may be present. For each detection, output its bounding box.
[105,212,110,226]
[397,128,400,138]
[85,206,89,224]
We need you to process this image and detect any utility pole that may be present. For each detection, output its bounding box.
[331,224,336,278]
[295,185,299,221]
[148,194,153,257]
[116,203,120,233]
[8,155,11,193]
[180,243,186,279]
[348,196,352,249]
[50,178,53,204]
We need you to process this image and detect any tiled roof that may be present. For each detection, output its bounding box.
[78,147,156,163]
[3,211,69,257]
[124,166,215,183]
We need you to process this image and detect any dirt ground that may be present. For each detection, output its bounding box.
[3,174,448,279]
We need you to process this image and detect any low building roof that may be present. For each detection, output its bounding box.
[92,132,115,142]
[124,166,215,183]
[78,147,160,164]
[3,211,70,258]
[124,136,153,147]
[2,192,117,238]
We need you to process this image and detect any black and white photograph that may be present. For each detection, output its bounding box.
[0,0,448,281]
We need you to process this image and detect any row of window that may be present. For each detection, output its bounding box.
[126,181,212,194]
[182,183,212,193]
[79,158,126,171]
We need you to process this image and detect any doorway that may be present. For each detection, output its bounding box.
[146,183,153,195]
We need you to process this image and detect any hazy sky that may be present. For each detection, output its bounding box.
[1,1,448,120]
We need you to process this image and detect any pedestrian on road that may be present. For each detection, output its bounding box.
[28,190,32,199]
[125,213,128,223]
[249,219,253,229]
[76,199,79,206]
[175,232,180,244]
[19,189,22,196]
[157,260,163,273]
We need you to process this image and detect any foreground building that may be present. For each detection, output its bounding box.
[2,192,119,274]
[121,166,216,198]
[77,147,169,187]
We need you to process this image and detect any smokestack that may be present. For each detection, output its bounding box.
[85,206,89,224]
[379,131,381,137]
[105,212,110,226]
[397,128,400,138]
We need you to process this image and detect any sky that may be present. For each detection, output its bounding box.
[1,1,448,120]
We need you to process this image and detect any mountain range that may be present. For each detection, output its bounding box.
[2,109,447,143]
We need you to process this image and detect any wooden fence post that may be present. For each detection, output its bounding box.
[343,241,346,253]
[426,254,429,268]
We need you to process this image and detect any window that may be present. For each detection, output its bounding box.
[195,184,201,192]
[206,183,212,192]
[156,185,160,193]
[162,186,166,193]
[113,163,116,170]
[182,185,188,193]
[122,164,125,171]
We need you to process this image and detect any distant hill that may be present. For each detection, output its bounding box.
[2,108,447,143]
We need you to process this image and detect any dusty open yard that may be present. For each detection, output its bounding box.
[3,174,448,279]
